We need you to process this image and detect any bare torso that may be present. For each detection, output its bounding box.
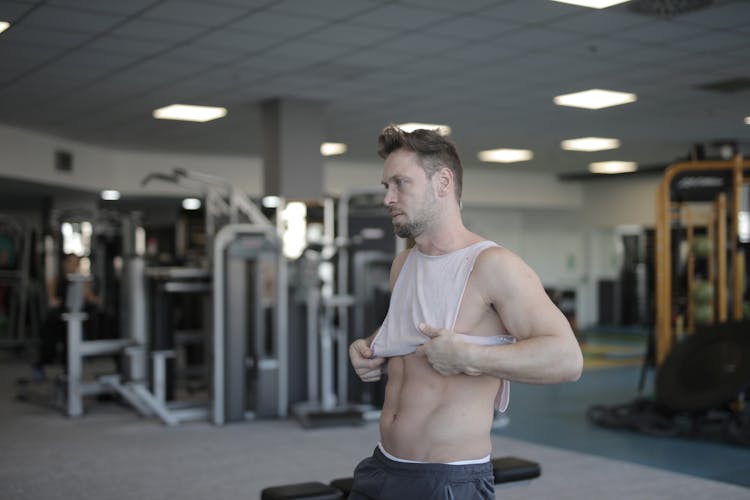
[379,251,508,462]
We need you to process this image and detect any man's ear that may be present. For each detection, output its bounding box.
[437,168,452,197]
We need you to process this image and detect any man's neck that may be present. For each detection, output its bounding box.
[413,216,477,256]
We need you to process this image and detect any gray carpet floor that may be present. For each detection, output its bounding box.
[2,356,749,500]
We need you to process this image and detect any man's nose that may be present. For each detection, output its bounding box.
[383,187,396,206]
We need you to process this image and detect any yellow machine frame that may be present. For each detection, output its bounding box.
[655,156,749,365]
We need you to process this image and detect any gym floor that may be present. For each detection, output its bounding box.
[1,331,748,500]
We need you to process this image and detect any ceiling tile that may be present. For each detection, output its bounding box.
[266,38,352,63]
[0,40,62,64]
[88,35,171,56]
[57,47,142,71]
[236,52,311,74]
[614,19,709,44]
[0,56,46,84]
[161,43,241,66]
[400,0,500,13]
[483,0,580,24]
[549,9,645,35]
[494,26,583,51]
[112,18,207,42]
[192,28,284,53]
[442,41,518,64]
[376,32,466,56]
[672,1,750,30]
[47,0,160,16]
[3,25,92,48]
[426,15,518,41]
[306,22,396,47]
[667,30,750,54]
[130,57,200,79]
[21,5,124,32]
[336,47,415,69]
[143,0,249,27]
[0,1,36,21]
[229,11,328,36]
[346,4,454,30]
[270,0,379,20]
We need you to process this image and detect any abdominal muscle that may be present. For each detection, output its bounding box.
[379,352,501,463]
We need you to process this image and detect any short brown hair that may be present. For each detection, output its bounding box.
[377,125,463,201]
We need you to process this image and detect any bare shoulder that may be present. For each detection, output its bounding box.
[474,244,545,297]
[475,245,533,274]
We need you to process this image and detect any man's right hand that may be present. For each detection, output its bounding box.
[349,339,385,382]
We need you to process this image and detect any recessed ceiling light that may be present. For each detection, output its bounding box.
[554,89,637,110]
[153,104,227,122]
[182,198,202,210]
[745,116,750,125]
[561,137,621,152]
[397,122,452,136]
[589,161,638,174]
[321,142,347,156]
[100,190,121,201]
[478,148,534,163]
[550,0,631,8]
[0,21,10,34]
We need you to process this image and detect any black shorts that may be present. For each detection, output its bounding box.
[350,446,495,500]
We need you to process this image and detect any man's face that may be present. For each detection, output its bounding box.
[381,149,438,239]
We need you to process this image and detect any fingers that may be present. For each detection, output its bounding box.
[349,339,373,359]
[418,322,440,338]
[359,367,383,382]
[355,359,384,382]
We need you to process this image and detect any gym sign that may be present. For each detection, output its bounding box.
[670,170,733,202]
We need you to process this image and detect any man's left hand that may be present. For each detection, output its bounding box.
[416,323,474,376]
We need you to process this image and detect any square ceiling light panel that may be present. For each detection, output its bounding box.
[561,137,621,151]
[589,161,638,174]
[478,148,534,163]
[153,104,227,122]
[321,142,347,156]
[550,0,632,8]
[554,89,637,109]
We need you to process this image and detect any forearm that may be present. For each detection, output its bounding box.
[463,335,582,384]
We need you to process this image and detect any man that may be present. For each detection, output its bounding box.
[33,253,100,380]
[348,125,583,499]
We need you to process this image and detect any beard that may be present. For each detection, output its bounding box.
[392,187,439,239]
[394,217,428,239]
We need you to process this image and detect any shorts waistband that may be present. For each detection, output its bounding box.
[372,445,493,478]
[377,443,490,465]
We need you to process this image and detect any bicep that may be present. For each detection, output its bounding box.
[486,251,570,341]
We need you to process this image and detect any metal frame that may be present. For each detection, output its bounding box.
[212,223,287,424]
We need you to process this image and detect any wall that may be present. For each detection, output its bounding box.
[1,123,666,330]
[0,123,113,191]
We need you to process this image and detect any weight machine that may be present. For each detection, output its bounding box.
[589,155,750,445]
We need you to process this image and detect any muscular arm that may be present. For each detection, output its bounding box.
[418,247,583,384]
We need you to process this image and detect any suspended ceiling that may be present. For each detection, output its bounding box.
[1,0,749,177]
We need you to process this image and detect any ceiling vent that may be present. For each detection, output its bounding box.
[627,0,719,17]
[696,77,750,94]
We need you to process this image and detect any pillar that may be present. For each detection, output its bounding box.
[262,98,324,200]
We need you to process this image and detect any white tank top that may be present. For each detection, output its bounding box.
[370,240,515,412]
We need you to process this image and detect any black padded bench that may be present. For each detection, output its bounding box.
[260,456,541,499]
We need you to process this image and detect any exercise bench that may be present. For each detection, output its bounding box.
[260,456,541,499]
